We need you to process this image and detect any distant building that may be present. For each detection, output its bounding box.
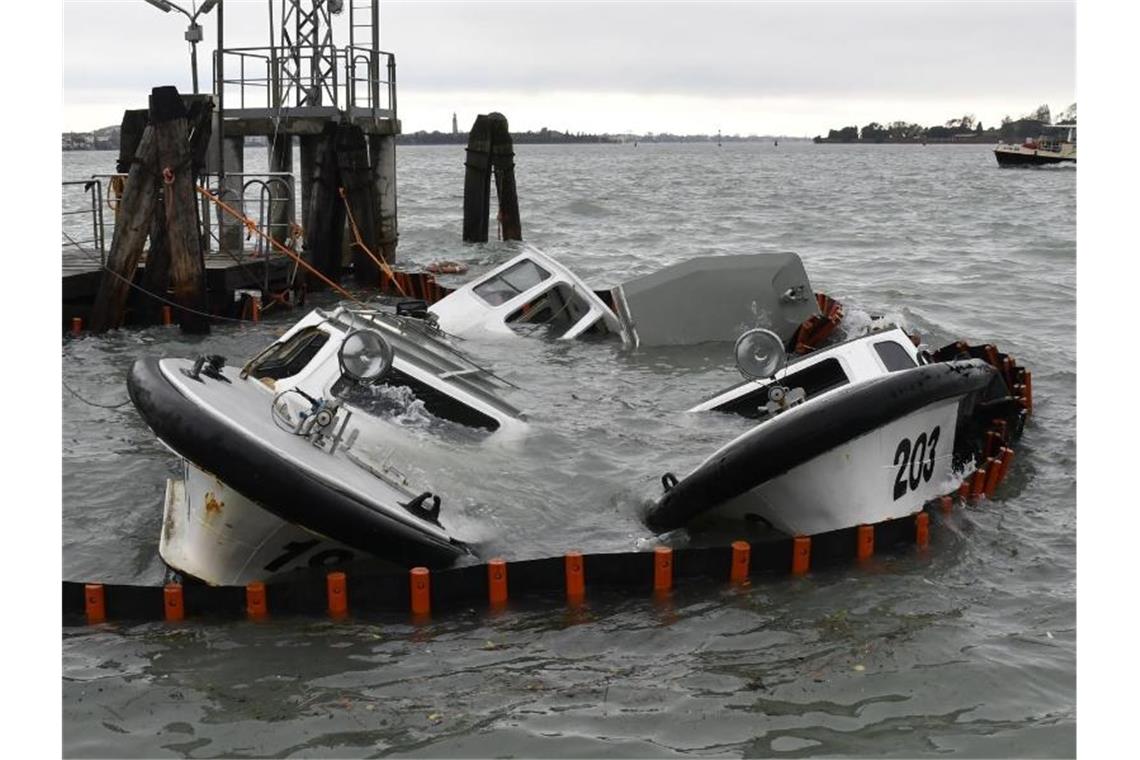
[452,113,458,135]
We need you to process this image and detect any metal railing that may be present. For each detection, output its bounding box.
[63,173,300,285]
[215,46,396,120]
[61,179,106,266]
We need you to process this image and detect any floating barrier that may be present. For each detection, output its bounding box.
[856,524,875,560]
[64,505,963,625]
[487,558,509,606]
[410,567,431,616]
[730,541,750,584]
[564,551,586,601]
[246,581,268,620]
[653,546,673,592]
[792,536,811,575]
[327,571,348,618]
[163,583,184,622]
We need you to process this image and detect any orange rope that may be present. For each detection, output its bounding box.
[195,185,365,306]
[338,187,406,296]
[107,175,125,212]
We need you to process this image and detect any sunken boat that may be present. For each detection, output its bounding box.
[128,305,526,585]
[646,327,1029,536]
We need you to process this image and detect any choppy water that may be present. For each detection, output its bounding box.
[62,143,1075,757]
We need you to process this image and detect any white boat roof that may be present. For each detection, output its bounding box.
[429,244,625,342]
[691,327,921,415]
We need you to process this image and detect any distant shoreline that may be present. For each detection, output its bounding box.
[812,136,1000,145]
[61,128,809,152]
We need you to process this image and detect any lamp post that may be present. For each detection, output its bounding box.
[143,0,219,95]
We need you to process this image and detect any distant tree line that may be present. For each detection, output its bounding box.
[398,128,618,145]
[814,103,1075,144]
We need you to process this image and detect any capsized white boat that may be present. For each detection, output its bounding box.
[128,305,527,585]
[646,327,1024,536]
[428,244,821,348]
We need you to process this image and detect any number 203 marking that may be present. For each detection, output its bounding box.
[892,426,940,500]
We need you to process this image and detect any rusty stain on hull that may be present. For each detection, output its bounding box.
[205,492,224,515]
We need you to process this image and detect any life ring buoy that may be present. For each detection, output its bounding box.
[426,261,468,275]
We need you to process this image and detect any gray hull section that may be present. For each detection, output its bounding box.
[611,253,820,347]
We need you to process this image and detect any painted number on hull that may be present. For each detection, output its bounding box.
[263,539,355,572]
[892,426,940,500]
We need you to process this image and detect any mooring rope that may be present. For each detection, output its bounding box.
[62,230,250,324]
[338,186,407,296]
[61,378,132,410]
[196,185,366,306]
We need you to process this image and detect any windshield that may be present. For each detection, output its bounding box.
[473,259,552,306]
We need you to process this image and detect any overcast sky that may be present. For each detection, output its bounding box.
[62,1,1075,136]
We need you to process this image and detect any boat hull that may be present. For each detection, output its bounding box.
[160,465,370,586]
[994,147,1075,167]
[128,356,468,571]
[704,399,961,535]
[647,359,998,534]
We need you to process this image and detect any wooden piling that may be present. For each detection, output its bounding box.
[151,86,209,334]
[268,134,295,246]
[302,122,346,287]
[137,194,171,325]
[489,114,522,240]
[369,132,399,265]
[89,125,160,332]
[462,113,522,242]
[116,109,149,175]
[462,115,493,243]
[336,123,383,286]
[218,135,245,256]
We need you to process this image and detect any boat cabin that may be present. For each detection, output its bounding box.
[242,306,528,437]
[692,327,922,418]
[429,246,624,341]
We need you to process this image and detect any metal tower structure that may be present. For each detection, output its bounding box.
[213,0,399,266]
[277,0,338,108]
[220,0,391,122]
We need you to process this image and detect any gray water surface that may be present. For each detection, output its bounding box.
[62,142,1075,757]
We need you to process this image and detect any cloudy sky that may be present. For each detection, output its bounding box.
[62,1,1075,136]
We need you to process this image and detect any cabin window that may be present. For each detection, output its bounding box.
[473,259,552,306]
[248,327,330,380]
[333,369,500,432]
[504,282,595,338]
[714,358,849,419]
[874,341,917,372]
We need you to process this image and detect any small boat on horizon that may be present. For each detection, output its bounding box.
[994,123,1076,167]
